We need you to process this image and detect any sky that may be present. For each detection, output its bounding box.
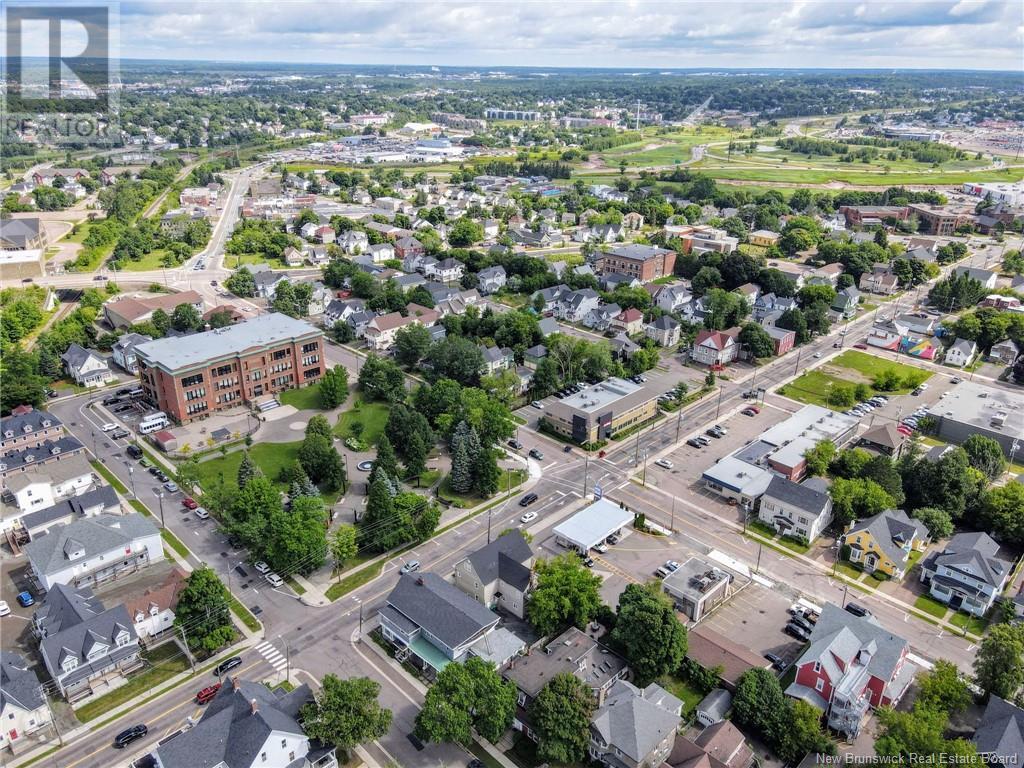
[80,1,1024,71]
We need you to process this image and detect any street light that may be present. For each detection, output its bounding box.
[128,466,137,499]
[154,490,165,528]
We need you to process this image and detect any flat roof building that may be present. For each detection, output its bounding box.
[927,381,1024,458]
[543,377,659,444]
[553,499,633,554]
[662,557,732,622]
[135,313,324,424]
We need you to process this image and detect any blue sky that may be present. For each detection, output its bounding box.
[109,1,1023,70]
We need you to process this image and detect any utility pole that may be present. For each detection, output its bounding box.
[583,454,589,498]
[641,450,649,487]
[358,601,364,634]
[280,635,290,683]
[128,466,137,498]
[40,686,64,746]
[755,542,762,574]
[155,490,165,528]
[715,385,725,420]
[674,404,683,443]
[842,582,849,608]
[634,428,641,465]
[179,624,196,673]
[670,495,676,533]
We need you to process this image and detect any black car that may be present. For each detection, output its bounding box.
[126,445,143,459]
[789,614,814,633]
[111,429,130,440]
[784,622,810,641]
[764,652,785,670]
[706,428,723,438]
[507,439,523,450]
[519,493,539,507]
[562,445,572,453]
[114,724,148,748]
[844,602,871,618]
[114,404,134,413]
[468,760,486,768]
[117,388,133,396]
[148,466,161,476]
[102,396,121,406]
[213,656,243,676]
[582,556,595,568]
[686,438,704,448]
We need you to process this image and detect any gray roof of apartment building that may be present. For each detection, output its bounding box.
[20,485,119,533]
[0,442,88,478]
[23,513,158,579]
[34,583,105,636]
[134,313,321,372]
[920,532,1009,589]
[591,680,683,763]
[606,244,670,261]
[155,678,313,768]
[504,626,627,699]
[385,573,498,649]
[762,475,830,517]
[845,509,923,568]
[974,696,1024,761]
[464,530,533,592]
[478,266,506,280]
[650,315,680,330]
[0,652,44,711]
[0,217,43,247]
[1,408,62,440]
[929,381,1024,439]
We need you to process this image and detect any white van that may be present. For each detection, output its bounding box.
[138,413,169,434]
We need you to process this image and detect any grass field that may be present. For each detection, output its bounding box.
[949,611,988,636]
[695,164,1023,187]
[779,350,932,409]
[279,382,325,411]
[118,248,176,272]
[326,560,384,601]
[334,401,391,445]
[657,674,705,718]
[75,643,189,722]
[438,469,527,509]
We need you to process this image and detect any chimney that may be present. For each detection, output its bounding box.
[250,699,258,715]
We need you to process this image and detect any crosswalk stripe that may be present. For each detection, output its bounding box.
[263,651,284,663]
[255,642,274,653]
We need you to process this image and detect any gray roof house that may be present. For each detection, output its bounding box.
[974,696,1024,764]
[153,676,337,768]
[944,337,978,368]
[60,344,113,387]
[453,530,534,619]
[111,332,152,374]
[757,475,833,543]
[0,651,49,750]
[645,315,681,347]
[990,338,1020,365]
[842,508,928,580]
[378,573,499,677]
[477,265,507,295]
[33,584,142,701]
[589,680,683,768]
[920,532,1010,617]
[558,289,600,323]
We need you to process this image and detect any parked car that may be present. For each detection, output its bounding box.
[520,511,538,523]
[507,439,523,450]
[664,560,680,572]
[695,436,710,447]
[111,429,130,440]
[742,406,760,416]
[844,602,871,617]
[582,557,595,568]
[195,508,209,520]
[253,561,270,574]
[163,481,179,493]
[100,423,117,432]
[126,445,143,459]
[784,622,811,641]
[654,459,673,469]
[764,652,785,670]
[606,534,621,545]
[531,401,544,409]
[0,600,9,617]
[195,683,222,704]
[399,561,420,575]
[853,344,868,350]
[182,497,198,510]
[594,543,608,554]
[519,493,539,507]
[265,572,284,587]
[528,448,544,460]
[213,657,242,676]
[686,438,704,448]
[951,377,963,384]
[16,591,34,607]
[114,724,148,748]
[148,466,161,476]
[102,396,121,406]
[655,565,671,578]
[562,445,572,453]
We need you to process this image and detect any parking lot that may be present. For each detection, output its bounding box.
[697,581,807,671]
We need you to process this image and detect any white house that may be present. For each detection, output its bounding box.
[337,230,369,255]
[2,453,95,519]
[655,284,693,313]
[758,476,833,543]
[111,333,152,375]
[22,513,163,590]
[558,289,601,323]
[477,265,507,295]
[691,330,739,367]
[944,338,977,368]
[60,344,113,387]
[920,532,1010,617]
[0,652,50,752]
[425,257,464,284]
[125,569,185,640]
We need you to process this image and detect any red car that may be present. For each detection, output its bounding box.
[853,344,868,350]
[742,406,761,416]
[196,683,222,704]
[182,497,198,510]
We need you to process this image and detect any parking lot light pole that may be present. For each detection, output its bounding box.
[155,490,165,528]
[128,466,136,499]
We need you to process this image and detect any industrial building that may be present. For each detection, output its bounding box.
[926,381,1024,458]
[542,378,660,444]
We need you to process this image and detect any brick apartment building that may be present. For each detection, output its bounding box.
[134,314,324,424]
[907,204,973,236]
[592,244,676,283]
[837,206,909,228]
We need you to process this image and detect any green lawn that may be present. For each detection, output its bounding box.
[914,594,949,619]
[117,248,179,272]
[191,442,340,505]
[75,643,190,722]
[694,164,1023,187]
[832,350,932,382]
[326,560,384,601]
[279,382,325,411]
[779,351,932,409]
[334,401,391,445]
[657,674,705,717]
[438,469,527,509]
[835,562,866,582]
[950,612,988,636]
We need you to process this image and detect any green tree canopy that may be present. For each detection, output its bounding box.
[528,553,604,636]
[610,583,687,687]
[300,675,392,752]
[529,673,595,765]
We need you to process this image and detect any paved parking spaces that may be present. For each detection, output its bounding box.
[0,559,40,656]
[698,582,806,669]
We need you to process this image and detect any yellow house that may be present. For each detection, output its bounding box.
[749,230,780,248]
[841,509,928,580]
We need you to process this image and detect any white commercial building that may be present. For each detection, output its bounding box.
[553,498,633,554]
[961,181,1024,207]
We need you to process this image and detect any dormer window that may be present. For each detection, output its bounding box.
[22,425,33,434]
[51,447,61,455]
[4,430,13,438]
[61,657,78,672]
[24,455,34,463]
[42,420,51,428]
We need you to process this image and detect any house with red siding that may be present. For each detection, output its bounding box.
[785,603,916,738]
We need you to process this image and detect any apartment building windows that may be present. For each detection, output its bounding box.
[303,367,321,380]
[214,364,234,376]
[251,370,263,381]
[272,349,289,361]
[181,373,204,388]
[185,388,206,401]
[301,354,319,367]
[302,342,319,354]
[186,402,208,416]
[216,391,240,405]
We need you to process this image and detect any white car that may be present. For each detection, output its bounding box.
[520,511,538,523]
[812,352,822,359]
[0,600,9,617]
[654,459,674,470]
[194,507,209,520]
[594,543,609,554]
[253,561,270,574]
[265,573,284,588]
[100,423,117,432]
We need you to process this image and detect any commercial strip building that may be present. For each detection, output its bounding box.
[552,498,632,554]
[542,377,659,444]
[925,381,1024,458]
[135,313,324,424]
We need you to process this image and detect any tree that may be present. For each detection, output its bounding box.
[358,354,406,402]
[798,284,836,308]
[207,309,234,328]
[447,217,485,247]
[328,524,358,569]
[394,324,433,369]
[973,623,1024,700]
[151,307,172,336]
[472,449,501,498]
[610,583,687,686]
[0,348,47,414]
[306,414,333,440]
[912,507,954,539]
[415,656,516,745]
[174,567,234,653]
[319,365,349,409]
[171,302,203,332]
[738,322,775,359]
[230,474,281,550]
[732,668,790,751]
[372,435,400,482]
[264,495,327,575]
[979,482,1024,546]
[424,336,485,386]
[359,476,401,552]
[237,452,260,489]
[777,308,809,344]
[961,434,1007,480]
[175,456,201,495]
[403,429,429,483]
[448,422,474,494]
[829,477,894,530]
[803,440,836,477]
[691,266,723,295]
[528,553,603,636]
[301,675,391,753]
[917,660,972,715]
[875,702,977,761]
[783,699,836,764]
[529,673,594,765]
[225,267,256,298]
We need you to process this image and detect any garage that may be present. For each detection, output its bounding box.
[552,498,633,554]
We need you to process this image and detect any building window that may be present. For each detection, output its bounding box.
[815,678,824,692]
[281,739,287,748]
[181,373,204,388]
[303,367,321,380]
[813,661,821,673]
[272,349,289,360]
[214,364,233,376]
[261,753,267,762]
[302,341,319,353]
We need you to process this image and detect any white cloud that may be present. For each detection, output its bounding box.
[115,0,1022,70]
